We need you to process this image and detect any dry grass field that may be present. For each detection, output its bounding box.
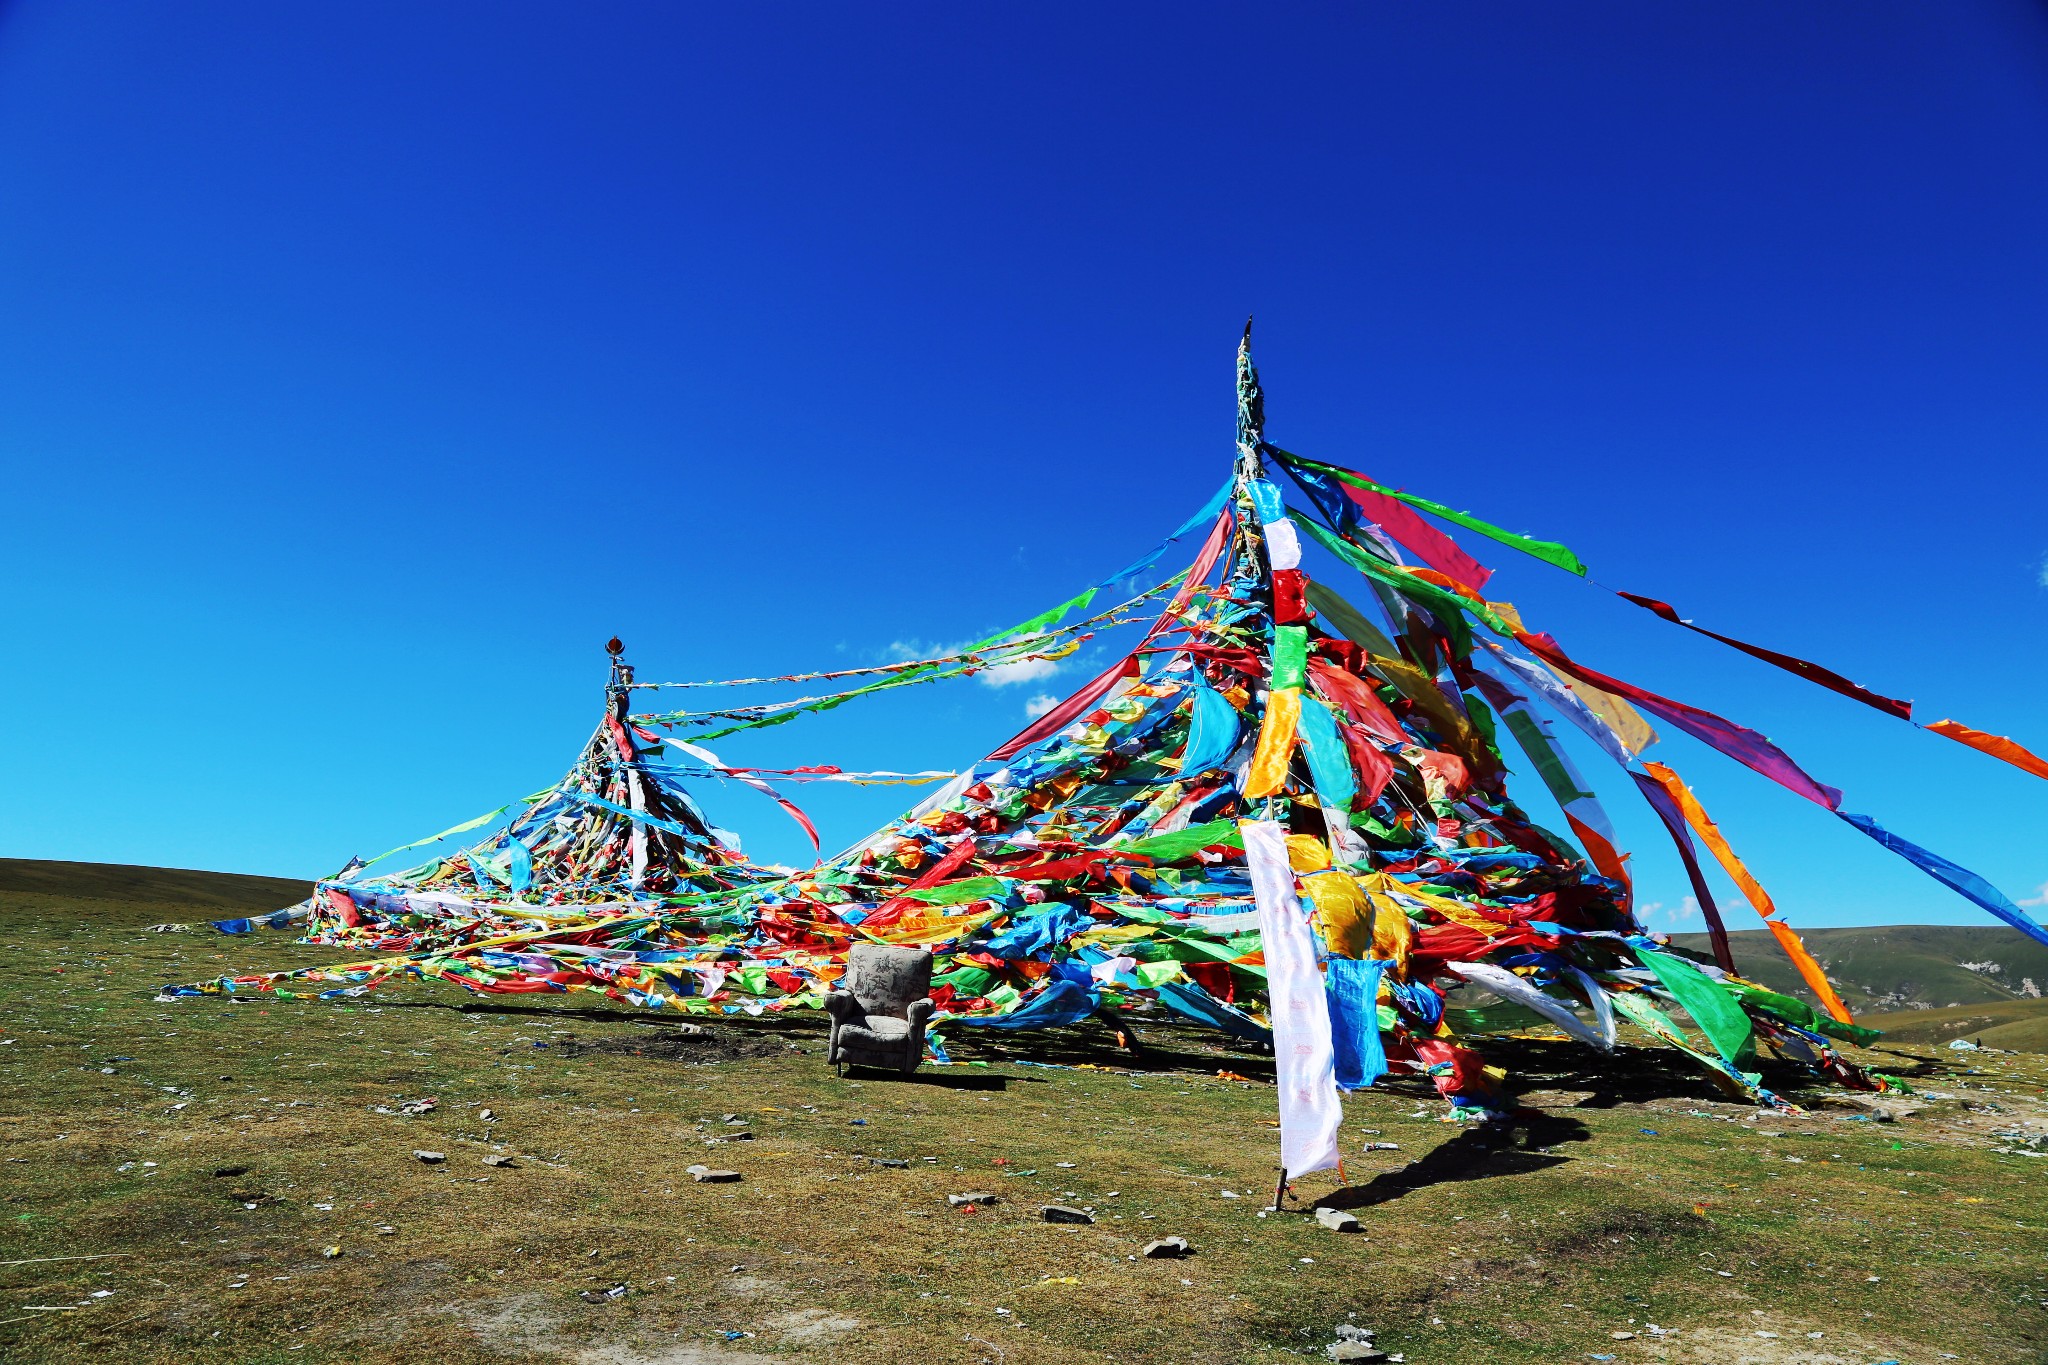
[4,870,2047,1364]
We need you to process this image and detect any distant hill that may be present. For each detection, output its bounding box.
[1855,997,2048,1052]
[1670,924,2048,1014]
[0,858,311,914]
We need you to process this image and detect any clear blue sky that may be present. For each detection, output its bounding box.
[4,2,2046,932]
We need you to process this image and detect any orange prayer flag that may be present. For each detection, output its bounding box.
[1640,761,1853,1025]
[1564,812,1632,904]
[1763,918,1854,1026]
[1925,719,2048,782]
[1641,762,1778,919]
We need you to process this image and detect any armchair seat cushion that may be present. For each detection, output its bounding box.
[836,1018,911,1049]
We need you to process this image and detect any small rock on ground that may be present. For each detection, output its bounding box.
[948,1191,999,1207]
[1141,1237,1190,1259]
[1327,1345,1386,1363]
[1042,1204,1094,1225]
[413,1150,446,1164]
[1315,1207,1363,1233]
[687,1164,742,1183]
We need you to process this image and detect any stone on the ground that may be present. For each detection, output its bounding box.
[413,1150,445,1164]
[1042,1204,1094,1224]
[948,1191,999,1207]
[1141,1236,1190,1258]
[1315,1207,1363,1233]
[1327,1344,1387,1362]
[482,1154,516,1168]
[688,1164,741,1183]
[1334,1324,1374,1340]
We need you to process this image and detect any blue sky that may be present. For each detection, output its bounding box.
[3,2,2046,932]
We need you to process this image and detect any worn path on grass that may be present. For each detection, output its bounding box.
[3,886,2047,1364]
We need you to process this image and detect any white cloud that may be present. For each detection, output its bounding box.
[880,637,1065,689]
[2019,881,2048,908]
[883,638,957,663]
[1024,693,1061,718]
[2039,557,2048,589]
[1638,895,1703,930]
[979,655,1063,688]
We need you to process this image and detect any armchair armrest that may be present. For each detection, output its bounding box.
[902,996,937,1072]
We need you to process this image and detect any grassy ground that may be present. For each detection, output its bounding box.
[5,881,2048,1365]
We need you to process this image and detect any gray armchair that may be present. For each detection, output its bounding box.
[826,944,935,1075]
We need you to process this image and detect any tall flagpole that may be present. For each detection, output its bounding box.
[1231,318,1270,577]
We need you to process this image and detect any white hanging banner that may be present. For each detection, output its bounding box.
[1242,819,1343,1179]
[1447,960,1611,1051]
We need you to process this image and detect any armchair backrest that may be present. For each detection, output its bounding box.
[844,943,933,1018]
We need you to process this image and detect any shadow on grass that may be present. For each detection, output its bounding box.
[1317,1109,1593,1211]
[839,1066,1036,1091]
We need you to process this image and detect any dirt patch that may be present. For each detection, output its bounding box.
[759,1307,860,1346]
[574,1343,779,1365]
[551,1028,792,1065]
[459,1292,565,1355]
[1640,1321,1913,1364]
[452,1292,783,1365]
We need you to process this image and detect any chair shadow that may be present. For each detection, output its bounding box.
[1314,1109,1592,1212]
[882,1068,1031,1091]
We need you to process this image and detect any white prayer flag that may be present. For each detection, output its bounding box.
[1242,819,1342,1178]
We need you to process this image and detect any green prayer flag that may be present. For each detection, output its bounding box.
[1270,625,1309,690]
[1728,982,1882,1046]
[1639,949,1757,1066]
[900,876,1009,906]
[1303,580,1401,657]
[1121,818,1242,862]
[1502,709,1596,806]
[1293,513,1515,639]
[1275,448,1588,576]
